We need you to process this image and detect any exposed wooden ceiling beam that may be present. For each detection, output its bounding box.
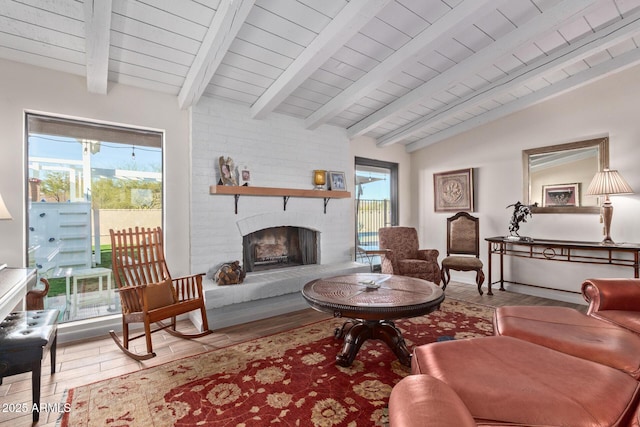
[352,0,598,142]
[250,0,392,120]
[378,11,640,148]
[406,46,640,153]
[84,0,112,95]
[303,0,494,130]
[178,0,255,110]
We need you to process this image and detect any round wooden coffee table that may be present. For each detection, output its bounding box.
[302,273,444,367]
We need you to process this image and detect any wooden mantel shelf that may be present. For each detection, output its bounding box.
[209,185,351,214]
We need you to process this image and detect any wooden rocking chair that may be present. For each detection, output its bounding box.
[109,226,211,360]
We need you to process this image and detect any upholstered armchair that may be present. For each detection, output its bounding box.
[378,227,441,285]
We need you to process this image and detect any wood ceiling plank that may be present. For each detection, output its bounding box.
[112,0,209,40]
[0,36,84,66]
[0,15,84,51]
[223,52,283,80]
[254,0,331,33]
[110,32,195,66]
[109,59,184,86]
[229,38,292,70]
[109,47,190,77]
[1,1,83,36]
[108,71,181,95]
[245,5,317,46]
[110,14,201,55]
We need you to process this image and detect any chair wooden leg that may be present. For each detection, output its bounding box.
[200,305,211,332]
[144,320,153,355]
[441,268,450,291]
[31,360,41,422]
[123,321,129,349]
[476,269,485,296]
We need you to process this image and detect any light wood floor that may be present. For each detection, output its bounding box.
[0,282,585,426]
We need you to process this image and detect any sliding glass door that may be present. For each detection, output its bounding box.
[355,157,398,269]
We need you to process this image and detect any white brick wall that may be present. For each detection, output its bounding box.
[190,98,354,274]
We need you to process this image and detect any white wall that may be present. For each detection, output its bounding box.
[411,63,640,303]
[190,98,355,274]
[0,59,191,275]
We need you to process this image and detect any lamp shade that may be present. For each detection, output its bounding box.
[0,193,12,220]
[586,169,634,196]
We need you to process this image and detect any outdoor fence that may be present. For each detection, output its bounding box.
[356,199,391,248]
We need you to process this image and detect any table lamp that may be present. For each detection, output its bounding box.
[586,168,633,245]
[0,192,12,271]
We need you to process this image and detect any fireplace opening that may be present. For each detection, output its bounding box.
[243,226,318,272]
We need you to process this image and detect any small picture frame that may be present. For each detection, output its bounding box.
[433,168,474,212]
[328,171,346,191]
[542,183,579,207]
[240,168,251,186]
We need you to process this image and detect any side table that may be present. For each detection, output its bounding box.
[66,267,113,318]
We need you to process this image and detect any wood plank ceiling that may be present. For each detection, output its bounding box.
[2,0,640,152]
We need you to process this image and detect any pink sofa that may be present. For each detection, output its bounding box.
[389,278,640,426]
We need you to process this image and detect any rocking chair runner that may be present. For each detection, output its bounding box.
[109,227,211,360]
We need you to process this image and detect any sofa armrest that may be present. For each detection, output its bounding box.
[389,375,476,427]
[417,249,439,262]
[582,278,640,314]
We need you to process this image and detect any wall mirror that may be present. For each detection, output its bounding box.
[523,137,609,214]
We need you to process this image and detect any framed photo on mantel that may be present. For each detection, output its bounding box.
[328,171,346,191]
[433,168,474,212]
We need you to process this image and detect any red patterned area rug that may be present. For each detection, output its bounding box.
[60,299,493,427]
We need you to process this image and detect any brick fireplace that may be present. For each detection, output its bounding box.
[188,98,368,329]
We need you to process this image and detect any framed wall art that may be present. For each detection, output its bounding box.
[542,183,579,207]
[328,171,346,191]
[433,168,474,212]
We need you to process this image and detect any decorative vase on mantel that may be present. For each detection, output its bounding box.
[506,201,535,242]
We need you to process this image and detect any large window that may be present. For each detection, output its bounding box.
[26,114,163,323]
[355,157,398,268]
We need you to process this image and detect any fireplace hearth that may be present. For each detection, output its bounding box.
[243,226,318,272]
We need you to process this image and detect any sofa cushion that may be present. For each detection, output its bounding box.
[494,305,640,378]
[413,336,640,427]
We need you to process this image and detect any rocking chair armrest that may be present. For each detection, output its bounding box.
[171,273,206,301]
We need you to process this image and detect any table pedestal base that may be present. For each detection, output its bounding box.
[334,319,411,367]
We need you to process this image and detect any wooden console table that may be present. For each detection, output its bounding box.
[485,237,640,295]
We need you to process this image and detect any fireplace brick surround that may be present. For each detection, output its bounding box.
[189,99,367,329]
